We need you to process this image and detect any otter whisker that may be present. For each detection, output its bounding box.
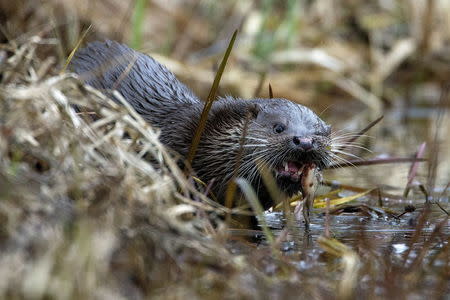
[330,149,364,160]
[330,129,362,138]
[319,153,333,168]
[331,143,373,153]
[331,134,372,141]
[246,148,272,158]
[246,136,269,144]
[243,144,269,148]
[327,153,358,169]
[331,139,372,149]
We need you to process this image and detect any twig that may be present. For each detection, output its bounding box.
[328,157,427,169]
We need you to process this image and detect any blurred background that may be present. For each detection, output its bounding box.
[1,2,449,299]
[1,0,449,194]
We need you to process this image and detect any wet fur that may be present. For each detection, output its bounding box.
[70,40,331,211]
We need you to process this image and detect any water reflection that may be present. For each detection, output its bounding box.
[264,207,449,252]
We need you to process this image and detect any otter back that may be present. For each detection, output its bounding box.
[70,40,200,110]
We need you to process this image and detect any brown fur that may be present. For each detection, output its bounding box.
[70,40,331,211]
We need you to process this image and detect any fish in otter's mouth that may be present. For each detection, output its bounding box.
[273,160,321,228]
[273,159,324,211]
[273,157,326,197]
[276,161,305,183]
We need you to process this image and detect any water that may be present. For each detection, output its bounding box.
[229,200,449,270]
[265,206,449,252]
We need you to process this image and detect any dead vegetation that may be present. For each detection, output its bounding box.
[0,0,449,299]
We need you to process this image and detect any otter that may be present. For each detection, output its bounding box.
[70,40,332,227]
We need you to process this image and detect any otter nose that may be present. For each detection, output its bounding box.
[292,137,313,151]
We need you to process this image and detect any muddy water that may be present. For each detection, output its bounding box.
[265,204,449,255]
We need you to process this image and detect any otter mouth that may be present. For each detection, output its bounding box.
[273,161,319,197]
[275,161,305,183]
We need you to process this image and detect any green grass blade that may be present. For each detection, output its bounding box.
[186,30,238,165]
[131,0,147,49]
[61,24,92,74]
[224,110,251,222]
[235,178,274,245]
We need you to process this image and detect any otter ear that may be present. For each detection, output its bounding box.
[247,103,260,119]
[208,100,260,125]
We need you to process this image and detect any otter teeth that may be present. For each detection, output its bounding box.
[277,162,304,182]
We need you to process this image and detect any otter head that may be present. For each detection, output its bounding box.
[244,98,331,201]
[195,97,331,210]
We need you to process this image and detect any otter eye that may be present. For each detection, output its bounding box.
[273,123,286,134]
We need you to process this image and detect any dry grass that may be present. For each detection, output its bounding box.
[0,0,449,299]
